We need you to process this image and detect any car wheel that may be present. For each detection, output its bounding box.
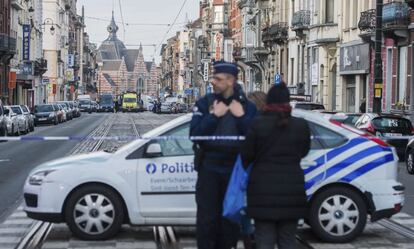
[406,150,414,175]
[309,187,367,243]
[65,184,124,240]
[15,125,20,136]
[54,118,58,125]
[30,123,34,132]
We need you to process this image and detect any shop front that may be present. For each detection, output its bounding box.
[339,42,370,113]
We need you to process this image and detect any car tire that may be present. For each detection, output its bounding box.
[64,184,125,240]
[406,150,414,175]
[15,125,20,136]
[309,187,367,243]
[54,118,58,125]
[30,124,34,132]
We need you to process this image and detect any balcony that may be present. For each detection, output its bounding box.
[358,2,410,41]
[34,59,48,76]
[382,2,410,31]
[262,22,289,46]
[291,10,311,31]
[0,34,17,56]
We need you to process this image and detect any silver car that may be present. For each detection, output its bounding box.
[20,105,35,131]
[4,106,20,136]
[8,106,30,134]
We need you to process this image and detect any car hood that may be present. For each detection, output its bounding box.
[31,151,111,173]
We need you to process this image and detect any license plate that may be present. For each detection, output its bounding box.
[384,133,403,137]
[39,118,47,121]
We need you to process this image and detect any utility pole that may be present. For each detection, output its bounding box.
[373,0,383,113]
[79,6,85,95]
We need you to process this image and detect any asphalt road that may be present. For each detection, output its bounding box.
[0,112,108,222]
[398,162,414,216]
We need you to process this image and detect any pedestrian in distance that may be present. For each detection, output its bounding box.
[241,83,311,249]
[360,98,366,113]
[190,61,257,249]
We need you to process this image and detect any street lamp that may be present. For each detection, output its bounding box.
[42,18,56,35]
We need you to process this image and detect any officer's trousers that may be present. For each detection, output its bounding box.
[196,168,240,249]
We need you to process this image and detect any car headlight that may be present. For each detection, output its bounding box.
[29,169,56,186]
[49,113,55,118]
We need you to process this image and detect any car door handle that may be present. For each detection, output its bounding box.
[301,161,318,168]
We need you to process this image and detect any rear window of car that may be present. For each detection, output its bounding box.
[35,105,53,112]
[295,103,325,111]
[11,107,22,114]
[372,117,412,129]
[21,106,29,112]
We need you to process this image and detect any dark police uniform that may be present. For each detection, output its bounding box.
[190,85,257,249]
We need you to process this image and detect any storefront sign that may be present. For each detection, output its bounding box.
[215,33,222,61]
[68,54,75,67]
[21,62,33,75]
[203,62,209,82]
[66,69,74,81]
[52,84,57,95]
[340,43,370,75]
[22,25,31,61]
[8,72,17,89]
[42,77,50,85]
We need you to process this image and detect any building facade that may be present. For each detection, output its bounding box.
[96,13,158,97]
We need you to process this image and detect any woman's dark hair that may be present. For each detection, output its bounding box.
[264,83,292,127]
[247,91,267,111]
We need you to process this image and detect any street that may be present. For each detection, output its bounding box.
[0,113,107,223]
[0,112,412,249]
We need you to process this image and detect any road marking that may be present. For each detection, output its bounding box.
[0,159,10,163]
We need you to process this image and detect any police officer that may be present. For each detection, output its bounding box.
[190,61,257,249]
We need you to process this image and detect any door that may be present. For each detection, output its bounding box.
[303,122,349,195]
[137,122,197,218]
[346,78,356,113]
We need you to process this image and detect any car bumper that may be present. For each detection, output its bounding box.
[383,138,409,158]
[365,179,405,221]
[35,117,54,124]
[23,180,71,222]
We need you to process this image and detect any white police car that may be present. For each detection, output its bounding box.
[23,110,405,242]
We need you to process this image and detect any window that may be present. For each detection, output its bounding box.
[309,122,348,149]
[325,0,334,23]
[157,123,193,157]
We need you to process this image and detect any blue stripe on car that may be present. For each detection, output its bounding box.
[339,154,394,183]
[305,145,390,190]
[303,138,369,175]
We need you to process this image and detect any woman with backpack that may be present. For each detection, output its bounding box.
[241,83,311,249]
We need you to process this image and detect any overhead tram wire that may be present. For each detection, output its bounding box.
[118,0,126,41]
[84,16,186,27]
[153,0,188,59]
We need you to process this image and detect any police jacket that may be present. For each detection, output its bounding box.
[190,87,257,173]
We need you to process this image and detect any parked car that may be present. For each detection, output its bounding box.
[160,102,173,114]
[69,101,81,118]
[58,102,74,120]
[91,101,98,112]
[9,105,30,134]
[57,104,68,122]
[52,104,64,123]
[330,113,363,127]
[291,101,326,111]
[178,103,189,113]
[20,105,35,131]
[23,110,404,242]
[4,106,21,136]
[78,99,92,113]
[0,100,8,138]
[355,113,413,160]
[34,104,59,125]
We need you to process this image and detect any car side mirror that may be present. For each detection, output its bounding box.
[145,143,163,158]
[4,109,9,115]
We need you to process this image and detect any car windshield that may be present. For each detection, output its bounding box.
[372,117,412,130]
[124,98,136,103]
[79,100,90,105]
[21,106,29,112]
[11,107,22,114]
[100,96,113,105]
[35,105,53,112]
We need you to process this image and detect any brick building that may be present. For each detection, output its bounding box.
[96,12,158,97]
[0,0,16,104]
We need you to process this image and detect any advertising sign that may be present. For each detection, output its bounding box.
[22,25,31,61]
[68,54,75,67]
[203,62,209,82]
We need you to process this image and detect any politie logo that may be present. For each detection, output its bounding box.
[146,163,157,174]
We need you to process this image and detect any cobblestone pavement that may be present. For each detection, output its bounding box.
[2,112,414,249]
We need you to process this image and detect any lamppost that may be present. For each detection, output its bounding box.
[41,18,56,35]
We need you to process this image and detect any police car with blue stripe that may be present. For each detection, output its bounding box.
[23,110,405,242]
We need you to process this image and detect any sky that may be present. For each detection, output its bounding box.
[76,0,200,63]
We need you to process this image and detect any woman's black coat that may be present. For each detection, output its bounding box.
[241,113,311,221]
